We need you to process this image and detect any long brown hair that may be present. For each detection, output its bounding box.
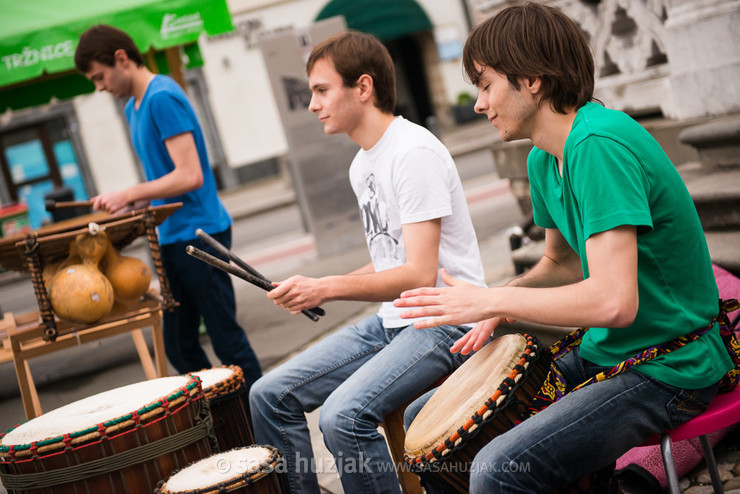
[307,31,396,114]
[463,2,595,113]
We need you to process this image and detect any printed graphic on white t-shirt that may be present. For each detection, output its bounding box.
[349,117,486,328]
[358,172,403,265]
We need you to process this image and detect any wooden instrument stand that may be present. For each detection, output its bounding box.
[0,292,166,419]
[0,205,181,419]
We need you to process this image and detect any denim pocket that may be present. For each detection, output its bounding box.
[384,326,404,343]
[665,382,718,429]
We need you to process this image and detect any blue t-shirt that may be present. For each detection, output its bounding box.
[528,102,731,389]
[125,75,231,245]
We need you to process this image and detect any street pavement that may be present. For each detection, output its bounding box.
[0,120,530,493]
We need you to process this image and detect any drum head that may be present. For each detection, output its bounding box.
[405,333,528,456]
[191,366,236,391]
[1,376,193,447]
[162,446,274,492]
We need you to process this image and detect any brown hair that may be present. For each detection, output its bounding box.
[74,25,144,73]
[306,31,396,114]
[463,2,595,114]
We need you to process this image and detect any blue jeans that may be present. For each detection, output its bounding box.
[249,315,468,494]
[161,228,262,390]
[404,346,718,493]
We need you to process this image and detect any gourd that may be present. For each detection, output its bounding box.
[49,225,114,324]
[42,259,64,293]
[42,240,81,292]
[101,243,151,304]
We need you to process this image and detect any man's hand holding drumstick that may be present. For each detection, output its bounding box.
[186,230,325,322]
[268,275,332,316]
[393,268,515,355]
[92,190,150,215]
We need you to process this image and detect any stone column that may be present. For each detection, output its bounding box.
[664,0,740,120]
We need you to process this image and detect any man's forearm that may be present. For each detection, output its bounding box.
[507,254,582,289]
[348,262,375,276]
[322,262,437,303]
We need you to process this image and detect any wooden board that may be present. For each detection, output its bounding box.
[0,204,181,273]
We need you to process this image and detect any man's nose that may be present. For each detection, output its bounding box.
[308,94,319,112]
[474,92,486,114]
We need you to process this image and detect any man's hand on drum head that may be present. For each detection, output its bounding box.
[268,275,326,315]
[394,269,492,328]
[449,317,512,355]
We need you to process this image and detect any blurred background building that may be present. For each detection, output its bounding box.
[1,0,738,243]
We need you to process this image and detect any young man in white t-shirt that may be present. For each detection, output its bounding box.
[249,31,486,493]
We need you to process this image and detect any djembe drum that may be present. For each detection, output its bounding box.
[403,333,550,492]
[0,376,215,493]
[190,366,254,451]
[155,445,288,494]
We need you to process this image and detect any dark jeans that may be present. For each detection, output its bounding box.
[161,227,262,391]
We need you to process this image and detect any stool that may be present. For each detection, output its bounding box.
[641,386,740,493]
[381,401,424,494]
[380,375,450,494]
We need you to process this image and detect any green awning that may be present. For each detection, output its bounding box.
[0,0,232,112]
[315,0,432,42]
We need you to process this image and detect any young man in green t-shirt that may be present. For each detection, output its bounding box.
[395,3,732,492]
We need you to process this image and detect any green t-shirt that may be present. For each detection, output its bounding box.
[528,102,731,389]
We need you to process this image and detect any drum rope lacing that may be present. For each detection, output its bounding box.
[144,211,176,311]
[0,398,213,490]
[208,384,247,407]
[404,334,543,468]
[196,365,245,401]
[23,234,58,341]
[0,383,196,457]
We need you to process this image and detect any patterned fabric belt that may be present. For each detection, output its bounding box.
[529,298,740,416]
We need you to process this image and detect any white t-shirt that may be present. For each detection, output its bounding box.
[349,117,486,328]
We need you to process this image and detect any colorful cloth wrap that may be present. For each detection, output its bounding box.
[528,298,740,417]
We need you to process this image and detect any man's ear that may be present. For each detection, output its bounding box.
[356,74,374,103]
[113,48,129,66]
[526,76,542,95]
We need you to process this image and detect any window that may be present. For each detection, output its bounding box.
[0,118,88,228]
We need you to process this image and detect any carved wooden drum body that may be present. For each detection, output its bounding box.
[190,366,255,451]
[404,333,550,492]
[0,376,214,493]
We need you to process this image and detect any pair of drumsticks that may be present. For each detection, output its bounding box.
[186,229,326,322]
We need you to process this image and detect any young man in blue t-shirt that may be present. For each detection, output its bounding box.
[74,25,261,390]
[395,3,732,492]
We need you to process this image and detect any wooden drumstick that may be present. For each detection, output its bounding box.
[195,228,325,317]
[45,199,94,211]
[185,245,321,322]
[195,228,268,283]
